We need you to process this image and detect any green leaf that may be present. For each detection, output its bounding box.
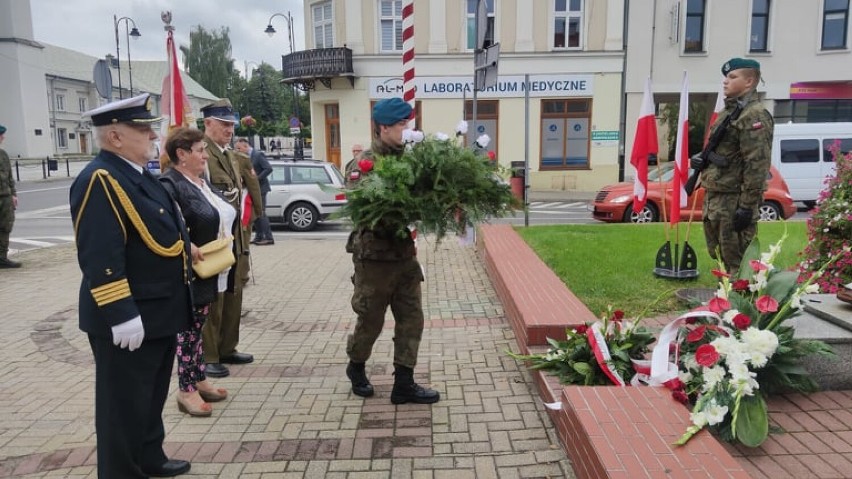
[765,271,799,302]
[572,362,591,375]
[734,394,769,447]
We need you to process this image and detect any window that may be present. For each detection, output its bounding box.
[312,1,333,49]
[464,100,499,154]
[289,166,332,184]
[78,96,88,112]
[466,0,495,50]
[379,0,403,52]
[822,138,852,162]
[684,0,706,52]
[822,0,849,50]
[554,0,583,49]
[540,99,591,169]
[55,94,66,111]
[775,99,852,122]
[750,0,770,52]
[57,128,68,149]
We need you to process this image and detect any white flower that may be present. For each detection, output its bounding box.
[790,294,803,310]
[690,410,708,427]
[475,134,491,149]
[455,120,469,135]
[678,370,693,384]
[702,365,726,392]
[749,270,768,292]
[711,336,743,358]
[740,327,779,359]
[402,129,425,143]
[683,353,699,371]
[805,283,820,294]
[715,285,729,299]
[435,132,450,141]
[704,400,730,426]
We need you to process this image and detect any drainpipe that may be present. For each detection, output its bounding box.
[617,0,629,182]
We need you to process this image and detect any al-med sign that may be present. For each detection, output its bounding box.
[370,74,594,99]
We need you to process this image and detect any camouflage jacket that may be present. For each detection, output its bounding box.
[344,138,415,261]
[0,148,15,197]
[701,94,774,211]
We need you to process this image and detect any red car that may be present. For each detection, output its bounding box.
[592,163,797,223]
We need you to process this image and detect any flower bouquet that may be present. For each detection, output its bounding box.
[670,233,841,447]
[508,307,656,386]
[337,134,518,242]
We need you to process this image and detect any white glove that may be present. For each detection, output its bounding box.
[111,316,145,351]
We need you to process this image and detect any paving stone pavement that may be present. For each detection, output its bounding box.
[0,237,576,478]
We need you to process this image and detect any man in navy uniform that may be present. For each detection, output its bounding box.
[70,93,193,478]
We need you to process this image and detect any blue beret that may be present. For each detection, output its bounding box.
[0,124,5,135]
[372,98,413,126]
[722,58,761,76]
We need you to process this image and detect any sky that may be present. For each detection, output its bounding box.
[30,0,307,77]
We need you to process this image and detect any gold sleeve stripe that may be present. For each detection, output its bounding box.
[91,279,131,306]
[74,169,127,242]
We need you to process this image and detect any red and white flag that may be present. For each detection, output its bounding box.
[160,27,194,134]
[704,80,725,146]
[630,77,658,214]
[670,71,689,225]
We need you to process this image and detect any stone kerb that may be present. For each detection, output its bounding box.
[477,224,751,479]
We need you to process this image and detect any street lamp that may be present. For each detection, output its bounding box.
[265,12,303,160]
[114,15,141,100]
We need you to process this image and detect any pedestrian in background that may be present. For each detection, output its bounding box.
[160,127,235,417]
[236,138,274,245]
[693,58,774,274]
[344,143,364,175]
[200,99,262,378]
[69,93,192,478]
[0,124,20,269]
[344,97,440,405]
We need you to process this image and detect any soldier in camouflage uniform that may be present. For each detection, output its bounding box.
[693,58,774,274]
[0,124,21,268]
[344,97,440,404]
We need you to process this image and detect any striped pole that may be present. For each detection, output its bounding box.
[402,0,415,128]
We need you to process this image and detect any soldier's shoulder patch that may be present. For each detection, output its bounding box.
[349,170,361,181]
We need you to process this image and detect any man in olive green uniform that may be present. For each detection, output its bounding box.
[344,97,440,404]
[200,99,263,378]
[693,58,774,274]
[0,124,21,268]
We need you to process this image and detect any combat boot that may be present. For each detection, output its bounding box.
[0,257,21,268]
[346,361,374,397]
[390,365,440,404]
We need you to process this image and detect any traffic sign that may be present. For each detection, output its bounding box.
[289,116,301,129]
[474,43,500,91]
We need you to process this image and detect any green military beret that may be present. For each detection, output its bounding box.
[372,97,413,126]
[0,124,6,135]
[721,58,761,76]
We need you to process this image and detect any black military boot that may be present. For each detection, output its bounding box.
[346,361,374,397]
[0,257,21,268]
[390,365,440,404]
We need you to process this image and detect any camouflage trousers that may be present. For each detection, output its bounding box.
[703,192,756,274]
[347,257,425,369]
[0,195,14,259]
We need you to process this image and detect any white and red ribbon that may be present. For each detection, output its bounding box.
[586,322,626,386]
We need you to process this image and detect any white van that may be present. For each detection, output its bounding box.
[771,122,852,206]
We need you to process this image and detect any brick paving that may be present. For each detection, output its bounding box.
[0,237,575,478]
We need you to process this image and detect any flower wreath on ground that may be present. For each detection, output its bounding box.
[508,306,657,386]
[659,232,846,447]
[333,124,519,243]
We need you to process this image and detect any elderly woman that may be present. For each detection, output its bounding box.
[160,127,236,416]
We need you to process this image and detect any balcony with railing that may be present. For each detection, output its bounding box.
[281,47,355,91]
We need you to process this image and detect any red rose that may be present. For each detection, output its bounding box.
[707,297,731,314]
[732,313,751,330]
[575,324,588,334]
[695,344,721,367]
[732,279,750,292]
[711,269,730,279]
[686,325,706,343]
[612,310,625,321]
[672,389,689,405]
[357,158,374,173]
[756,295,779,313]
[487,150,496,161]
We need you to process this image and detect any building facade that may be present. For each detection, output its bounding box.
[0,0,217,160]
[290,0,852,192]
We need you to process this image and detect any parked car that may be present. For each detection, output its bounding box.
[265,159,347,231]
[591,163,796,223]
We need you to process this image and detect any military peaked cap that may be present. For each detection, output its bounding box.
[201,98,238,123]
[83,93,161,127]
[722,58,761,76]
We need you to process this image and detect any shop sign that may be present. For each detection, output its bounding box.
[370,75,593,99]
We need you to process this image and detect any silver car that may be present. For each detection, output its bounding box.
[266,160,347,231]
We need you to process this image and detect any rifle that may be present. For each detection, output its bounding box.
[684,101,745,195]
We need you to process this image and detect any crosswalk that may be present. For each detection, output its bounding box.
[527,201,589,211]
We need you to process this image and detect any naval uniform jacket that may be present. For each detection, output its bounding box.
[69,150,192,338]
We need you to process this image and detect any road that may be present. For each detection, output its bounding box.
[8,179,812,255]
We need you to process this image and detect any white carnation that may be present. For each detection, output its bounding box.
[740,327,779,358]
[434,132,450,141]
[702,365,726,392]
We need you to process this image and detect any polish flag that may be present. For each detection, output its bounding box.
[704,81,725,146]
[670,71,689,225]
[630,77,658,214]
[160,27,194,134]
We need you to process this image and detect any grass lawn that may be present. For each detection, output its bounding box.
[516,221,808,318]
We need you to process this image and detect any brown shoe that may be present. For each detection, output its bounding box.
[176,391,212,417]
[197,380,228,402]
[838,286,852,305]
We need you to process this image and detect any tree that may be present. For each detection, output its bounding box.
[180,26,235,98]
[659,100,709,161]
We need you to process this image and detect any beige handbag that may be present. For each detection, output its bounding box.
[192,237,235,279]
